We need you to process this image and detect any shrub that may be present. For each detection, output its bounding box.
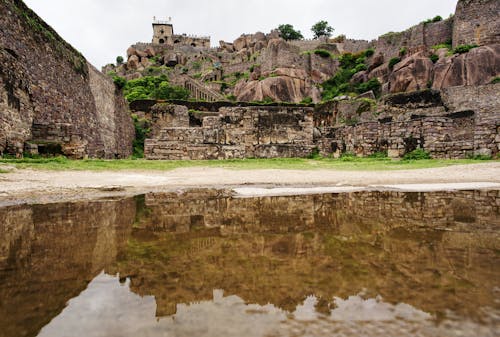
[116,56,124,65]
[388,57,401,70]
[429,54,439,63]
[452,44,478,54]
[123,75,190,102]
[432,43,452,51]
[300,97,313,104]
[355,78,381,95]
[112,76,127,89]
[368,151,388,159]
[399,47,407,56]
[403,148,431,160]
[131,114,151,158]
[432,15,443,22]
[314,49,332,58]
[468,154,492,160]
[364,48,375,57]
[491,77,500,84]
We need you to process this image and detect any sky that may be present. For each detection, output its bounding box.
[23,0,458,68]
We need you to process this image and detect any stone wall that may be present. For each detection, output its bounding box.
[0,0,134,158]
[453,0,500,47]
[144,104,315,160]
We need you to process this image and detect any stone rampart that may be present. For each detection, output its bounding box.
[0,0,134,158]
[453,0,500,47]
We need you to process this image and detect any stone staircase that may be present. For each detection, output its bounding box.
[183,77,226,102]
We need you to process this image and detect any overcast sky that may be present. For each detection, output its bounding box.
[24,0,458,68]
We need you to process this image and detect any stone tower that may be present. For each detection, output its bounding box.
[152,18,173,45]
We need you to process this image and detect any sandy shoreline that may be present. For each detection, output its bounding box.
[0,162,499,206]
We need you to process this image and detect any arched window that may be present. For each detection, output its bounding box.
[159,39,165,44]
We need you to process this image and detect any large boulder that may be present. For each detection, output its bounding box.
[433,44,500,89]
[388,52,434,93]
[234,68,311,103]
[127,55,140,70]
[126,47,137,58]
[233,35,248,51]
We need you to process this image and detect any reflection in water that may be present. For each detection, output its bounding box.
[0,190,499,337]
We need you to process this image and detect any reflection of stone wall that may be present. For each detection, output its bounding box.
[116,189,500,320]
[0,199,135,337]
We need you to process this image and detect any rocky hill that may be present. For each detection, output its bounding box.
[0,0,134,158]
[108,0,499,105]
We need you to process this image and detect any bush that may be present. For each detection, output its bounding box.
[116,56,124,65]
[452,44,478,54]
[403,149,431,160]
[123,75,190,102]
[388,57,401,70]
[131,114,151,158]
[364,48,375,57]
[355,78,381,95]
[314,49,332,58]
[429,54,439,63]
[368,151,388,159]
[112,76,127,89]
[300,97,313,104]
[491,77,500,84]
[432,15,443,22]
[399,47,407,56]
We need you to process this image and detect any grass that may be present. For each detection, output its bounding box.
[0,156,494,172]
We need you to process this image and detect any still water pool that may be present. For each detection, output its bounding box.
[1,190,499,337]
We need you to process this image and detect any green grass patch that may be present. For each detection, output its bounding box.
[0,156,494,172]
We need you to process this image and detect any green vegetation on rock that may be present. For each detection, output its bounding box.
[277,24,304,41]
[321,50,381,101]
[122,75,190,102]
[452,44,478,54]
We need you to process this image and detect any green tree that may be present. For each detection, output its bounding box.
[277,24,304,41]
[311,20,334,39]
[116,55,124,65]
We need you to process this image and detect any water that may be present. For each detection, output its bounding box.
[0,190,499,337]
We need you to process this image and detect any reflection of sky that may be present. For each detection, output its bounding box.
[37,273,490,337]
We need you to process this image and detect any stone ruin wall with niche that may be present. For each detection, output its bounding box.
[137,83,499,160]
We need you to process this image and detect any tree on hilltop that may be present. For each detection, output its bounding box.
[312,20,334,39]
[277,24,304,41]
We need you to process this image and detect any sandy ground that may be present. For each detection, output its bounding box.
[0,162,499,205]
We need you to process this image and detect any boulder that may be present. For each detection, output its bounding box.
[127,55,140,70]
[368,53,384,72]
[350,71,368,85]
[388,52,434,93]
[233,35,248,51]
[144,47,156,57]
[235,74,310,103]
[433,44,500,89]
[126,47,137,58]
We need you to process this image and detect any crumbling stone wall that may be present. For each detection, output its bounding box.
[453,0,500,47]
[144,105,315,160]
[0,0,134,158]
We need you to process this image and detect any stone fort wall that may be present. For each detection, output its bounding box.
[0,0,134,158]
[138,83,499,160]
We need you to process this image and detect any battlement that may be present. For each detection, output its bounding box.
[151,19,211,48]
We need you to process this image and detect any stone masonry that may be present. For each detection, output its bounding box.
[0,0,134,158]
[144,104,315,160]
[139,83,499,160]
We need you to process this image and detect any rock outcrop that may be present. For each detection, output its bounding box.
[0,0,134,158]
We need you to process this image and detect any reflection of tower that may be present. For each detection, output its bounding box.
[152,17,173,45]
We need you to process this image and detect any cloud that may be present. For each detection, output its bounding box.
[23,0,457,68]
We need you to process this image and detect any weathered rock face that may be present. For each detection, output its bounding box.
[388,52,435,93]
[0,0,134,158]
[235,68,314,103]
[433,44,500,89]
[453,0,500,47]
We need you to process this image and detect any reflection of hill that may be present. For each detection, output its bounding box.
[114,190,500,319]
[0,199,135,337]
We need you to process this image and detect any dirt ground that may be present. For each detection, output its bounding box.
[0,162,499,205]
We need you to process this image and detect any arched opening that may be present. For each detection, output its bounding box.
[174,39,181,44]
[159,39,165,44]
[191,43,197,47]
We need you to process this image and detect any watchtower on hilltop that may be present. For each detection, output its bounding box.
[152,17,173,45]
[151,17,211,48]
